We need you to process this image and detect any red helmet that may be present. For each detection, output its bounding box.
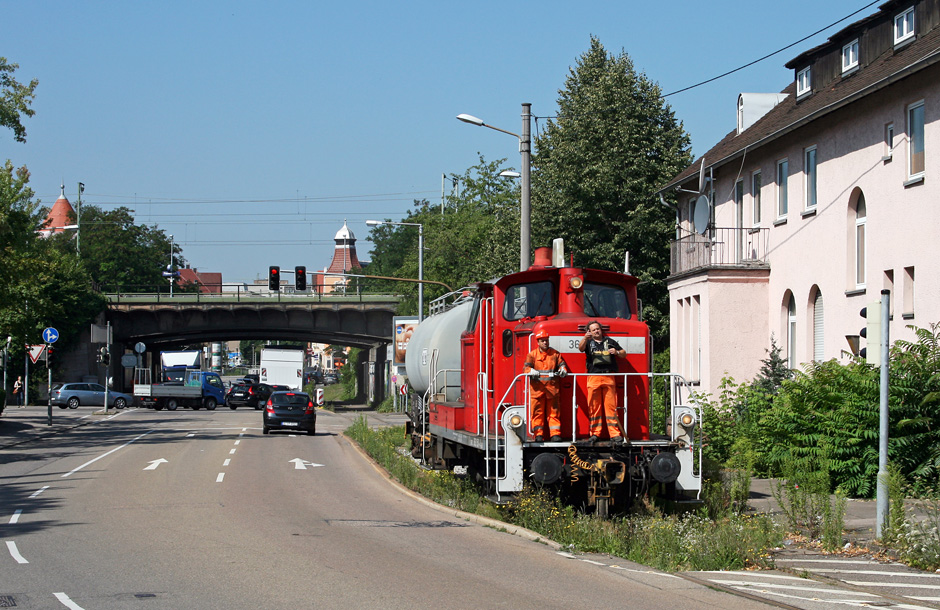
[534,330,549,340]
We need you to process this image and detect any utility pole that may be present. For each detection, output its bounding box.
[875,290,891,538]
[76,182,84,255]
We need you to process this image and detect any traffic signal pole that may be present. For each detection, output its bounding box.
[875,289,890,538]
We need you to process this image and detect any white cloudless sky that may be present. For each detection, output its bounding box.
[2,1,876,282]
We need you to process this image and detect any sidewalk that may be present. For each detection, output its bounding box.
[0,404,99,449]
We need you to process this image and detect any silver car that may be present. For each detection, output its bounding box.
[50,383,135,410]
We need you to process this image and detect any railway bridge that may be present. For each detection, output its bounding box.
[82,291,402,404]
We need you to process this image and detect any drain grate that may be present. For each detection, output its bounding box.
[0,595,16,607]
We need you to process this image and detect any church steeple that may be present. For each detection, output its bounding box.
[325,220,362,273]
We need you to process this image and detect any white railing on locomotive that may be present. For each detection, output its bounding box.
[428,285,476,316]
[429,367,463,402]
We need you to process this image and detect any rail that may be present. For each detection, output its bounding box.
[100,283,402,305]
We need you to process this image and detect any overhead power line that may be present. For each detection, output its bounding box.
[663,1,880,97]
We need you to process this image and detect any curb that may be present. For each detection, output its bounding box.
[339,431,562,550]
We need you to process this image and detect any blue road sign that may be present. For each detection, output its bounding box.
[43,327,59,343]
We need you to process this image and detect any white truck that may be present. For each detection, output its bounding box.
[160,350,203,383]
[260,348,305,390]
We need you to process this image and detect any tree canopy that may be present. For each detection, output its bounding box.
[0,58,38,143]
[530,37,692,343]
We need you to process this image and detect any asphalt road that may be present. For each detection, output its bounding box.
[0,407,778,610]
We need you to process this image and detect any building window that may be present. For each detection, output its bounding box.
[813,290,824,362]
[752,171,762,226]
[908,101,925,178]
[804,146,817,210]
[796,67,811,96]
[787,295,797,369]
[884,123,894,160]
[855,195,866,288]
[842,39,859,73]
[895,7,915,45]
[776,158,789,218]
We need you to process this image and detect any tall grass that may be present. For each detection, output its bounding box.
[346,416,783,571]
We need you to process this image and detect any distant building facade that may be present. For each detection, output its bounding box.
[318,220,362,294]
[659,0,939,398]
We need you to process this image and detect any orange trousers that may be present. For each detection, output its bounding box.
[586,375,623,439]
[530,390,561,440]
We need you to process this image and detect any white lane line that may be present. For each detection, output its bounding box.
[9,510,22,524]
[29,486,50,498]
[62,431,154,478]
[233,440,240,445]
[223,459,231,466]
[697,572,808,581]
[6,540,28,563]
[229,448,236,455]
[53,592,85,609]
[186,433,195,437]
[813,569,940,579]
[845,581,940,589]
[710,579,878,595]
[242,428,247,432]
[216,473,225,483]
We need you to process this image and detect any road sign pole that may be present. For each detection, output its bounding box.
[47,357,52,426]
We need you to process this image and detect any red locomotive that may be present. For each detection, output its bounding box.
[404,241,701,515]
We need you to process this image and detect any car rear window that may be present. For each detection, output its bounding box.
[271,393,308,406]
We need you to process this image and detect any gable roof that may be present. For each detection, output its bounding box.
[660,14,940,194]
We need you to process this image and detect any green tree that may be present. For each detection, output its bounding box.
[530,37,692,345]
[0,162,104,365]
[364,155,519,315]
[52,205,185,291]
[0,57,38,143]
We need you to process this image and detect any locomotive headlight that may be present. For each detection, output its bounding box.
[568,275,584,290]
[677,408,696,428]
[509,414,524,429]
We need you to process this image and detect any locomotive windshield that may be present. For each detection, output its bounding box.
[582,282,631,319]
[503,281,555,321]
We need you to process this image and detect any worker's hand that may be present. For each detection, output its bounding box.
[557,368,567,378]
[608,347,616,355]
[527,369,539,378]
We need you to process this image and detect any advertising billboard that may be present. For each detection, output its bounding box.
[392,316,419,366]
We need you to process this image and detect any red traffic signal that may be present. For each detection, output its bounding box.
[295,266,307,291]
[269,266,280,291]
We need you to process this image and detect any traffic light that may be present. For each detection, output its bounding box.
[98,346,110,366]
[859,302,882,365]
[268,266,280,291]
[46,346,53,366]
[295,266,307,291]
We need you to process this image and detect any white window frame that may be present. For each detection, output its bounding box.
[842,39,859,73]
[776,158,789,219]
[796,67,812,97]
[804,146,817,211]
[787,296,797,369]
[908,100,925,179]
[751,170,762,226]
[855,196,866,289]
[884,122,894,160]
[895,7,915,45]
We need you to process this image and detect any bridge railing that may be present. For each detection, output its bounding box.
[100,283,403,305]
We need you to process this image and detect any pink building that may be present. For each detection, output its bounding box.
[659,0,939,398]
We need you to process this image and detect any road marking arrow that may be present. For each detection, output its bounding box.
[289,458,325,470]
[144,458,168,471]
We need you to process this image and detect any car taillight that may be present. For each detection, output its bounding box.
[305,401,315,414]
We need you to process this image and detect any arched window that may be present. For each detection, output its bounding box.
[855,195,867,288]
[787,295,797,369]
[813,290,824,361]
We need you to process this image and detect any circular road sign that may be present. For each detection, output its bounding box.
[42,327,59,343]
[120,354,138,368]
[134,342,146,354]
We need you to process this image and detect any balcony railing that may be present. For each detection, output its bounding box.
[670,226,770,276]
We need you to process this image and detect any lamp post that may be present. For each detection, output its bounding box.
[168,234,174,297]
[366,220,424,321]
[457,102,532,271]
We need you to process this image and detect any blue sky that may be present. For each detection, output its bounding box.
[3,1,877,283]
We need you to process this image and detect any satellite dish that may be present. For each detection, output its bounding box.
[693,195,711,235]
[697,158,706,194]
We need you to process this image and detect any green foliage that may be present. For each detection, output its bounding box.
[340,348,360,399]
[363,155,519,315]
[0,57,38,143]
[54,204,184,292]
[751,335,792,395]
[530,37,692,347]
[0,162,104,368]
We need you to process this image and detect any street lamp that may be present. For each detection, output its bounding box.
[168,235,175,297]
[457,103,532,271]
[366,220,424,321]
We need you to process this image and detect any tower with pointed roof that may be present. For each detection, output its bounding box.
[319,220,362,294]
[38,184,76,238]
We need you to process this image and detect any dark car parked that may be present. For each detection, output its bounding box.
[227,382,273,410]
[262,391,317,435]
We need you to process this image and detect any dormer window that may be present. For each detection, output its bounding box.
[796,67,811,97]
[842,39,859,73]
[895,7,915,45]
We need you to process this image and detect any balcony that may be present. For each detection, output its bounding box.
[670,227,770,276]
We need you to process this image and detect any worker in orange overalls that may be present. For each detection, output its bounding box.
[577,320,626,444]
[523,330,568,442]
